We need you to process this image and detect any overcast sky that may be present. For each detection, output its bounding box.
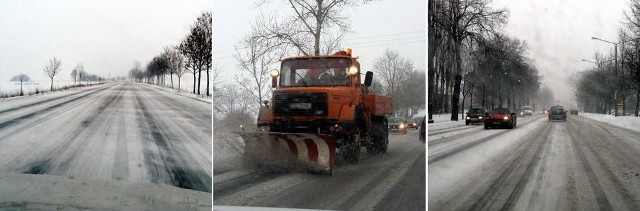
[491,0,628,107]
[0,0,210,82]
[213,0,425,84]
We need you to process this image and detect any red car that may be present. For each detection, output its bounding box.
[484,108,517,129]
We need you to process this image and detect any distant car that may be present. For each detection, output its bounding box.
[540,109,548,114]
[522,106,534,116]
[515,108,525,117]
[419,116,425,143]
[465,107,486,125]
[569,109,578,115]
[484,108,517,129]
[406,119,419,129]
[548,106,567,121]
[388,117,407,134]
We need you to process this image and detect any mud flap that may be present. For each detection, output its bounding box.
[236,132,336,174]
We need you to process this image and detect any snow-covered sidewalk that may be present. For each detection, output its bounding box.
[137,82,212,104]
[580,113,640,133]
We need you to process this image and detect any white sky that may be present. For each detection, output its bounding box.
[213,0,426,84]
[491,0,628,107]
[0,0,210,82]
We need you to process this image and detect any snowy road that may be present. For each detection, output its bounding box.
[0,81,212,193]
[429,114,640,210]
[213,130,426,210]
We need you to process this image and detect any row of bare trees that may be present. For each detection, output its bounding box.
[428,0,545,121]
[575,0,640,116]
[8,58,104,96]
[129,12,213,96]
[373,49,426,117]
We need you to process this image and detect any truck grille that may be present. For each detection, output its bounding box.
[273,93,328,116]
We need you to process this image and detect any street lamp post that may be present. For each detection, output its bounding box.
[591,37,620,117]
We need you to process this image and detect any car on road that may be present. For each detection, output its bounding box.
[515,108,525,117]
[419,116,425,143]
[388,117,408,134]
[484,108,517,129]
[465,107,486,125]
[548,106,567,121]
[540,109,548,114]
[522,106,534,116]
[406,118,419,129]
[569,109,578,115]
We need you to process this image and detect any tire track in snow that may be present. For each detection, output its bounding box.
[133,86,212,193]
[21,84,126,175]
[465,123,552,210]
[0,84,113,133]
[567,118,640,210]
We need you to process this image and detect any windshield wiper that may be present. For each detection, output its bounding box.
[294,71,308,87]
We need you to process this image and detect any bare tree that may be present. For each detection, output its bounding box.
[70,69,77,85]
[373,49,414,115]
[256,0,371,55]
[235,29,282,106]
[71,63,84,85]
[164,46,183,89]
[43,57,62,91]
[10,74,30,96]
[180,11,212,95]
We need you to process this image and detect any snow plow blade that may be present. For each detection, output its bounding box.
[236,132,336,174]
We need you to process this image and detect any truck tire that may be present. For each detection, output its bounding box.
[367,118,388,154]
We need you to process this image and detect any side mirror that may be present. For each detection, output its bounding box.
[271,77,277,88]
[364,71,373,86]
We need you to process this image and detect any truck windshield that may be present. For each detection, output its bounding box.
[280,58,353,87]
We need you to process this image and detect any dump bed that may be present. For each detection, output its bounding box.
[364,94,393,116]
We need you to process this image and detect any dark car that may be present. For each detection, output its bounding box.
[406,119,419,129]
[388,117,408,134]
[419,116,425,143]
[569,109,578,115]
[548,106,567,121]
[515,108,525,117]
[484,108,517,129]
[465,107,486,125]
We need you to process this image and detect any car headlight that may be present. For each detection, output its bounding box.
[520,112,523,115]
[479,116,483,119]
[399,124,405,128]
[503,116,509,120]
[466,117,470,119]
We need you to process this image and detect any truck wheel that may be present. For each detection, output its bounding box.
[368,118,388,154]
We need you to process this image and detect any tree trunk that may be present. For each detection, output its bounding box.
[178,76,182,91]
[197,67,202,95]
[170,74,174,89]
[451,75,462,121]
[192,69,197,94]
[206,69,210,96]
[635,91,639,117]
[50,78,54,91]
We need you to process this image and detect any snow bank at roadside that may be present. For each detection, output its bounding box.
[138,82,212,104]
[429,113,464,122]
[580,113,640,133]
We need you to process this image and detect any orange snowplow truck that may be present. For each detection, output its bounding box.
[237,49,393,174]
